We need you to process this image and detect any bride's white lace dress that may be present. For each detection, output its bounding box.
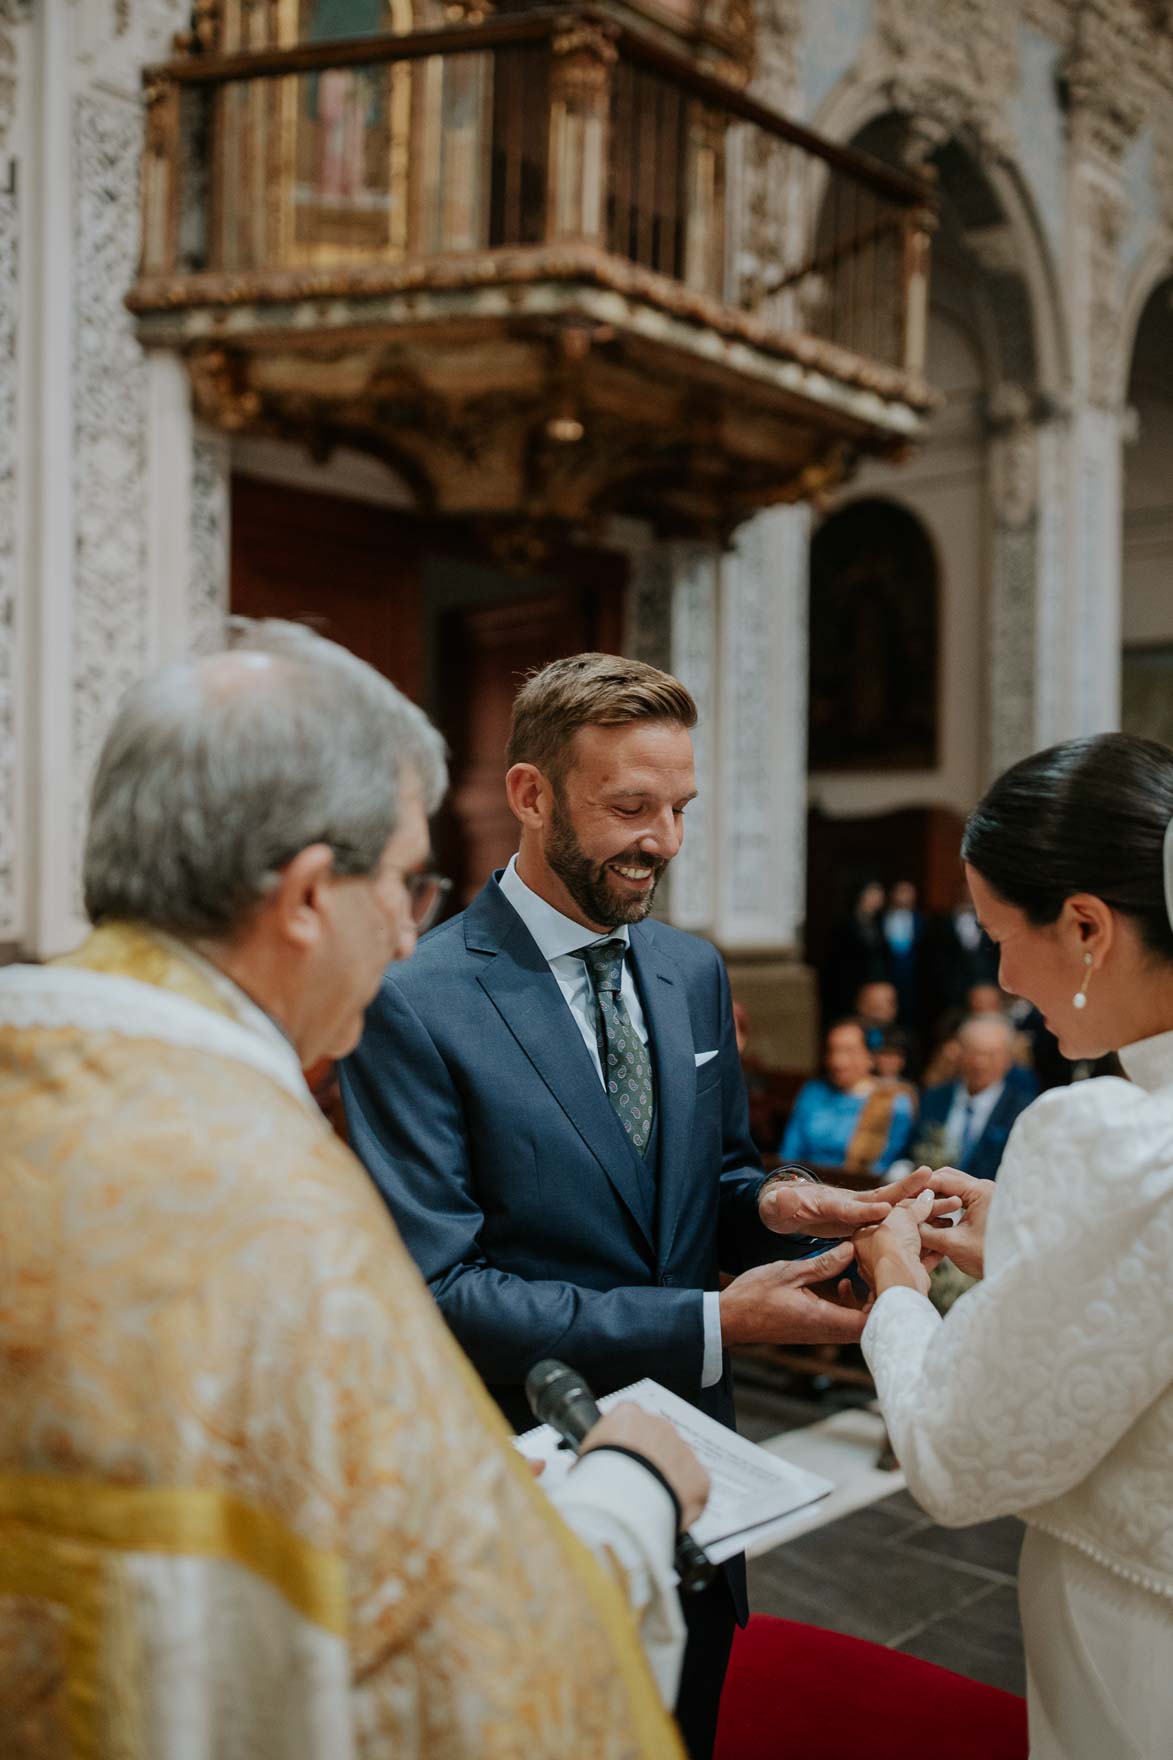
[862,1031,1173,1758]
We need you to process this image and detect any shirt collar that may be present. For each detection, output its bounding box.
[498,854,631,962]
[154,931,302,1066]
[956,1076,1005,1112]
[1118,1028,1173,1093]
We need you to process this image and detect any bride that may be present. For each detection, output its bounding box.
[853,732,1173,1759]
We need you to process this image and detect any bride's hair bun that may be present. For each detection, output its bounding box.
[962,733,1173,960]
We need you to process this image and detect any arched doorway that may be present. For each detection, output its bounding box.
[807,496,939,773]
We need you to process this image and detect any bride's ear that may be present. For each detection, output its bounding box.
[1062,893,1114,964]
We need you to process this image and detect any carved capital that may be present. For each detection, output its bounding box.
[550,18,618,106]
[186,346,262,433]
[1059,0,1150,163]
[876,0,1019,164]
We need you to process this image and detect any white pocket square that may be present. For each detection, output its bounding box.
[694,1050,719,1067]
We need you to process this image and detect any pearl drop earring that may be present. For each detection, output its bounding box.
[1073,953,1093,1010]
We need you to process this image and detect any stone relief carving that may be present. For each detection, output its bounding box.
[1082,177,1130,407]
[720,535,776,923]
[872,0,1020,164]
[667,543,718,931]
[0,1,23,936]
[751,0,801,108]
[71,92,152,882]
[189,428,230,654]
[623,545,673,673]
[987,524,1039,778]
[1059,0,1151,164]
[987,383,1040,529]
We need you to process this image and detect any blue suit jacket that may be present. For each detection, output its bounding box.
[341,872,805,1398]
[917,1074,1038,1182]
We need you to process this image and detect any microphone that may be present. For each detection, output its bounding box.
[525,1358,716,1594]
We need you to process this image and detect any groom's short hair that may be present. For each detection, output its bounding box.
[506,652,697,787]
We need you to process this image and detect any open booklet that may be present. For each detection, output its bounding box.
[515,1377,832,1565]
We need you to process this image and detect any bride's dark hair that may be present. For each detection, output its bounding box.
[962,733,1173,963]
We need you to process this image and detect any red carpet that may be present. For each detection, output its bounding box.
[715,1615,1029,1760]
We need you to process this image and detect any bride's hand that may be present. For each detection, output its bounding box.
[919,1167,994,1280]
[854,1192,935,1298]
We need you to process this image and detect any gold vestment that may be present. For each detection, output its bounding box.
[0,926,684,1760]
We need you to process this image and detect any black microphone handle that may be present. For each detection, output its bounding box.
[526,1359,716,1594]
[674,1528,717,1595]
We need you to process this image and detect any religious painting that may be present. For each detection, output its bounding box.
[807,497,940,772]
[1122,645,1173,750]
[289,0,413,260]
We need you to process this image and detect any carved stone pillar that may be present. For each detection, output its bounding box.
[546,19,617,244]
[715,505,817,1071]
[665,540,720,933]
[714,505,809,953]
[0,0,30,947]
[623,514,817,1065]
[14,0,229,958]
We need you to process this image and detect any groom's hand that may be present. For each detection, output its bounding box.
[719,1243,867,1345]
[759,1164,935,1238]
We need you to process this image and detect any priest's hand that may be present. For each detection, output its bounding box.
[719,1242,867,1345]
[918,1167,993,1280]
[580,1403,710,1531]
[758,1164,935,1238]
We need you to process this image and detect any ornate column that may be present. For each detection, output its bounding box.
[17,0,229,957]
[0,0,30,948]
[665,540,720,934]
[622,512,817,1066]
[714,505,809,953]
[1047,3,1145,743]
[713,505,817,1070]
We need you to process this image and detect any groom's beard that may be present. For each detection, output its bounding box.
[547,792,666,928]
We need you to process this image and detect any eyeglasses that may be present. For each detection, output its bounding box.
[400,868,452,932]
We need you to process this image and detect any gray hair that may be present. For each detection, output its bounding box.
[957,1012,1017,1049]
[83,618,447,939]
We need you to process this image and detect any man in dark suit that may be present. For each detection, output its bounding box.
[343,653,928,1759]
[913,1012,1038,1182]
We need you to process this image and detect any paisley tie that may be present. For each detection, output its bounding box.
[578,939,655,1155]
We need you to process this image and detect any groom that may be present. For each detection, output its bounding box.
[343,652,919,1757]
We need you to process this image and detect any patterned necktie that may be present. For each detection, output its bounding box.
[578,939,655,1154]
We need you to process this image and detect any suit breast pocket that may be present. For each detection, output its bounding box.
[695,1062,723,1101]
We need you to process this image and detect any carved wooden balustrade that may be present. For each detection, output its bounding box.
[130,7,937,532]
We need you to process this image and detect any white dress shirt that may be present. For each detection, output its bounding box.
[498,856,724,1387]
[943,1076,1006,1164]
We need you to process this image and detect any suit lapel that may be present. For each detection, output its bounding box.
[469,884,656,1249]
[629,923,697,1267]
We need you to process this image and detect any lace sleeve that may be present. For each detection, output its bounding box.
[862,1081,1173,1527]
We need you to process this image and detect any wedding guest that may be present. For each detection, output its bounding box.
[855,978,900,1049]
[823,879,887,1016]
[873,1025,913,1085]
[780,1018,914,1174]
[911,1013,1036,1182]
[855,732,1173,1759]
[882,879,924,1024]
[924,884,999,1022]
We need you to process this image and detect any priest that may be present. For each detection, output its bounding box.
[0,620,703,1759]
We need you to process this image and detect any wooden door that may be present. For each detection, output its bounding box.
[230,474,425,699]
[434,578,624,907]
